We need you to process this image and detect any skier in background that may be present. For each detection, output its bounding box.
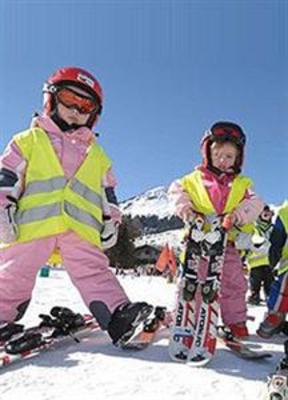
[245,205,275,305]
[0,66,152,346]
[257,200,288,338]
[169,121,264,337]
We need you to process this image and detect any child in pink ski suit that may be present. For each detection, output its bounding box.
[0,66,152,345]
[169,121,264,337]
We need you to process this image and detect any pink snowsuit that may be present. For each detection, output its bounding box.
[0,115,129,328]
[169,165,264,325]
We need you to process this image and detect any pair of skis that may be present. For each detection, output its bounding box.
[169,213,271,366]
[169,214,227,366]
[0,307,101,368]
[0,306,168,370]
[169,214,272,366]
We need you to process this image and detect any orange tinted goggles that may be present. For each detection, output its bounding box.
[211,125,246,146]
[56,88,100,114]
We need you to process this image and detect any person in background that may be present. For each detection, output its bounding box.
[169,121,264,337]
[0,66,152,346]
[245,205,275,305]
[257,200,288,338]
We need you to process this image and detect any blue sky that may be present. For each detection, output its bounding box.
[0,0,287,206]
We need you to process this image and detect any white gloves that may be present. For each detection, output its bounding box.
[101,216,119,250]
[0,200,18,244]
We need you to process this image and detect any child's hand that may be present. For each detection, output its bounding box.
[0,199,18,243]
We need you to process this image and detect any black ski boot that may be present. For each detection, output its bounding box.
[108,302,153,346]
[5,331,44,354]
[0,322,24,342]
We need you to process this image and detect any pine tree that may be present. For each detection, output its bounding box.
[105,216,141,270]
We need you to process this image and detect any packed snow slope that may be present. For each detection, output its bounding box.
[0,269,284,400]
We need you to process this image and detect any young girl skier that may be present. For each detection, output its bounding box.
[245,205,275,305]
[0,66,152,345]
[169,121,264,337]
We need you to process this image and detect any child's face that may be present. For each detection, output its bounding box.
[56,86,93,127]
[210,142,238,173]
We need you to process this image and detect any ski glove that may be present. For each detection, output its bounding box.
[101,216,119,250]
[0,198,18,244]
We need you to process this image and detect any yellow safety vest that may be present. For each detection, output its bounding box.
[180,170,254,241]
[13,127,111,248]
[276,201,288,274]
[247,229,269,269]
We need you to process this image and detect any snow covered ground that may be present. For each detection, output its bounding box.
[0,269,285,400]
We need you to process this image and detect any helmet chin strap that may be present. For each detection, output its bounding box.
[51,110,87,132]
[207,163,238,176]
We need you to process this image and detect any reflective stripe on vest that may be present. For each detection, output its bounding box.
[13,128,111,247]
[23,177,68,197]
[63,201,103,232]
[16,203,62,224]
[247,253,269,269]
[22,177,103,211]
[16,201,103,233]
[69,178,103,208]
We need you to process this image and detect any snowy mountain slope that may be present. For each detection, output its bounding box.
[0,269,284,400]
[120,186,184,251]
[120,186,183,242]
[120,186,174,219]
[134,228,184,253]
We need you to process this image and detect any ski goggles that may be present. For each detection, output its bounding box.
[210,123,246,146]
[56,87,101,114]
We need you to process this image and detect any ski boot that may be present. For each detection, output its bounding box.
[37,307,86,340]
[0,322,24,342]
[50,307,85,329]
[228,322,249,338]
[257,312,285,338]
[5,331,44,354]
[108,302,153,346]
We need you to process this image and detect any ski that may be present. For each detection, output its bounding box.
[121,306,169,350]
[187,216,228,367]
[168,215,205,362]
[218,326,272,361]
[0,307,100,369]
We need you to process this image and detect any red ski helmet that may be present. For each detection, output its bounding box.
[201,121,246,174]
[43,67,103,128]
